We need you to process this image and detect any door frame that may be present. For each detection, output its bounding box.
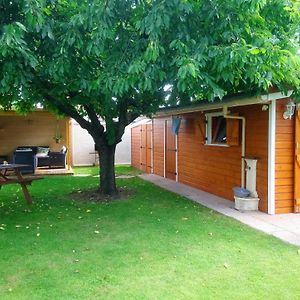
[295,108,300,213]
[164,118,178,181]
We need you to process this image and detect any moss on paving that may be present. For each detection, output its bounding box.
[0,166,299,299]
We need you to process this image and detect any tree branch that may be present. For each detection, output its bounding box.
[43,94,91,131]
[127,111,140,124]
[115,100,129,143]
[83,104,104,134]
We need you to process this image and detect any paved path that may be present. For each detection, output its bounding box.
[140,174,300,247]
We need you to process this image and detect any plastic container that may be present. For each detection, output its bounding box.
[233,187,250,198]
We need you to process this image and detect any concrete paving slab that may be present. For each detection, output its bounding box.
[140,174,300,247]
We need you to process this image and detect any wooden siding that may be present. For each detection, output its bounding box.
[141,124,153,173]
[153,118,165,177]
[131,123,153,173]
[151,105,269,213]
[241,105,269,212]
[131,126,141,169]
[0,111,69,162]
[141,125,147,172]
[275,99,295,213]
[165,119,176,180]
[146,124,153,173]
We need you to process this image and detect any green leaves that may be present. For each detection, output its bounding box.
[15,22,27,32]
[144,40,161,62]
[248,47,267,55]
[0,0,300,133]
[178,62,198,80]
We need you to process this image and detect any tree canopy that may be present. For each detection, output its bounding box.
[1,0,300,193]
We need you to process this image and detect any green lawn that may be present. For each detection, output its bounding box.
[0,166,299,299]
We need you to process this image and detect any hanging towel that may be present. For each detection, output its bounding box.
[172,116,181,135]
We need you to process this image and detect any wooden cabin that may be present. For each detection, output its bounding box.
[131,92,300,215]
[0,110,73,173]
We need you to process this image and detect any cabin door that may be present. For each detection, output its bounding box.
[146,124,153,173]
[141,124,152,173]
[165,120,177,180]
[295,109,300,213]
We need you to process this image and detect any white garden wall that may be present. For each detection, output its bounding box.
[71,120,132,166]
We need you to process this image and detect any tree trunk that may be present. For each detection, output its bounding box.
[98,144,117,195]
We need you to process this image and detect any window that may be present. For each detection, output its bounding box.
[205,111,241,146]
[211,115,227,144]
[206,112,228,146]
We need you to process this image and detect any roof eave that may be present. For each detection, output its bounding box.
[155,91,293,117]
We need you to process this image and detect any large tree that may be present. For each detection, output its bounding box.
[1,0,300,195]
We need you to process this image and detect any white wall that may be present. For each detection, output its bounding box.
[72,120,132,166]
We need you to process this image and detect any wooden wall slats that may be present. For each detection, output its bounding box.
[227,118,240,146]
[276,207,294,214]
[276,185,293,194]
[153,118,165,177]
[275,99,295,213]
[165,120,176,180]
[131,123,153,173]
[133,101,296,214]
[146,124,153,173]
[150,106,269,211]
[276,178,294,186]
[131,126,141,169]
[0,113,68,160]
[141,125,147,172]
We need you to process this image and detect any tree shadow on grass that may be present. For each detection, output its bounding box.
[69,187,135,203]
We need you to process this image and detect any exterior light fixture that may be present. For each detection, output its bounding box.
[283,100,296,120]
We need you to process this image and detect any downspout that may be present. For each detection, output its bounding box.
[223,107,246,188]
[268,100,276,215]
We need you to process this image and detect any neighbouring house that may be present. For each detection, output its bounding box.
[71,119,133,166]
[131,91,300,215]
[0,110,72,174]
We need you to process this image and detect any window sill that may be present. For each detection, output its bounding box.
[205,143,230,147]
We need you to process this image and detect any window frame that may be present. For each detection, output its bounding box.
[205,111,229,147]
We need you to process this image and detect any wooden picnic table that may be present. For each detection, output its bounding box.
[0,164,43,204]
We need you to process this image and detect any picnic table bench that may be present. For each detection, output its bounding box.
[0,164,43,204]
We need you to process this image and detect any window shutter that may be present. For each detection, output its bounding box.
[226,118,240,146]
[198,118,207,144]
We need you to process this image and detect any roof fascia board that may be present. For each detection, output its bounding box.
[0,109,47,116]
[155,91,293,117]
[155,95,262,117]
[261,90,293,102]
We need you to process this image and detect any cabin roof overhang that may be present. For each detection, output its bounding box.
[155,91,293,117]
[0,108,53,116]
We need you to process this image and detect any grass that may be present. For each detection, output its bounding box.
[73,165,142,177]
[0,166,300,299]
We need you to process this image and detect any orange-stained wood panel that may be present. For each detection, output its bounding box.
[0,112,68,159]
[131,124,153,173]
[176,105,269,212]
[275,99,295,214]
[140,104,269,213]
[226,118,240,146]
[146,124,153,173]
[165,120,176,180]
[141,125,147,172]
[153,118,165,177]
[131,126,142,170]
